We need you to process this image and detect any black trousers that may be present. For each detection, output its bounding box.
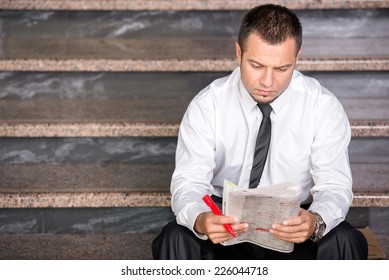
[152,217,368,260]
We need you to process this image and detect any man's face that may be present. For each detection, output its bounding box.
[236,33,301,104]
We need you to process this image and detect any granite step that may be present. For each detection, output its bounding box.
[0,9,388,71]
[1,72,388,100]
[0,97,387,137]
[0,230,387,260]
[2,10,387,40]
[1,0,388,11]
[0,137,386,164]
[0,162,387,208]
[0,233,157,260]
[1,71,387,138]
[1,37,387,72]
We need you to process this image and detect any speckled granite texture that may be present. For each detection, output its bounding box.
[0,44,388,72]
[0,98,387,137]
[0,232,387,260]
[0,163,388,207]
[0,233,157,260]
[0,191,387,208]
[1,57,389,72]
[1,0,388,10]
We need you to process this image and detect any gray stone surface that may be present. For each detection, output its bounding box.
[1,137,387,164]
[1,9,387,39]
[0,10,388,71]
[1,0,388,11]
[0,207,174,234]
[0,232,387,260]
[0,233,157,260]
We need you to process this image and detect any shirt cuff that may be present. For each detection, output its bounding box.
[308,203,343,236]
[176,202,210,240]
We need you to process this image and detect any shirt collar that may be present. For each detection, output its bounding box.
[270,83,292,115]
[238,79,258,113]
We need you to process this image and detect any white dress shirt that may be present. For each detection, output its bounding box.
[171,67,353,238]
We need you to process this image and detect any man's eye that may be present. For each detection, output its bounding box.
[277,68,288,72]
[251,64,261,69]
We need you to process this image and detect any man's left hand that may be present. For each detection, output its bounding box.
[269,209,316,243]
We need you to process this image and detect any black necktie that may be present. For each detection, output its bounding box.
[249,103,272,188]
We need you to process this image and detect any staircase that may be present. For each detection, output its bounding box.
[0,0,388,260]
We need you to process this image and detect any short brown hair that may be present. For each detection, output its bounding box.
[238,4,302,55]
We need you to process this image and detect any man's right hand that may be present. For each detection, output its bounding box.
[194,212,249,244]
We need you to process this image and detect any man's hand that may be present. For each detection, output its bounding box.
[194,212,249,244]
[269,209,316,243]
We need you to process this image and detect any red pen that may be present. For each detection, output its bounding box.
[202,194,236,237]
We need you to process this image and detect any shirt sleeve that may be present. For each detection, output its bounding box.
[309,87,353,236]
[170,94,217,239]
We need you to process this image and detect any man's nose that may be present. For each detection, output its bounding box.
[260,69,273,88]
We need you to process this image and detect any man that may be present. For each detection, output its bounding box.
[152,4,367,260]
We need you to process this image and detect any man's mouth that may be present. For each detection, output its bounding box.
[255,89,273,96]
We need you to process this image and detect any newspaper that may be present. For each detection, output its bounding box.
[222,180,302,253]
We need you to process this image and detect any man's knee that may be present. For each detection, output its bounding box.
[318,221,368,260]
[152,220,207,260]
[152,220,186,257]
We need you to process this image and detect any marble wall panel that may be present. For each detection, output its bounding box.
[0,9,387,39]
[0,137,177,164]
[0,206,387,234]
[1,137,387,164]
[0,207,174,234]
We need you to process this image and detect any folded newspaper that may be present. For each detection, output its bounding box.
[222,180,302,253]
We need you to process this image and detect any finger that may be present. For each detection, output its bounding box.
[270,226,311,242]
[281,209,311,226]
[208,232,236,244]
[232,222,249,232]
[210,215,239,225]
[272,221,310,234]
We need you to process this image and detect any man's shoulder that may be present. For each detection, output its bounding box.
[291,70,338,105]
[291,71,322,92]
[192,68,240,104]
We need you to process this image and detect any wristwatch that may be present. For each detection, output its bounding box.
[309,211,326,242]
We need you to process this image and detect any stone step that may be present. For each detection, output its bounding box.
[0,137,387,164]
[1,72,388,100]
[0,71,387,137]
[0,230,387,260]
[1,0,388,11]
[1,38,387,72]
[0,163,387,208]
[0,9,388,71]
[0,204,385,235]
[0,233,157,260]
[2,10,387,40]
[0,97,387,137]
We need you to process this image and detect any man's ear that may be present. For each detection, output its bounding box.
[235,41,242,65]
[295,48,302,63]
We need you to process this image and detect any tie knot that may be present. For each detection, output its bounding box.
[258,103,272,117]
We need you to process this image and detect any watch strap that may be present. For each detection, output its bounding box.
[309,211,326,242]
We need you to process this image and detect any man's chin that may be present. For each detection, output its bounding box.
[253,96,275,104]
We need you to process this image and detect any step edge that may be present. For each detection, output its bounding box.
[0,58,388,72]
[1,0,388,10]
[0,122,388,137]
[0,191,387,208]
